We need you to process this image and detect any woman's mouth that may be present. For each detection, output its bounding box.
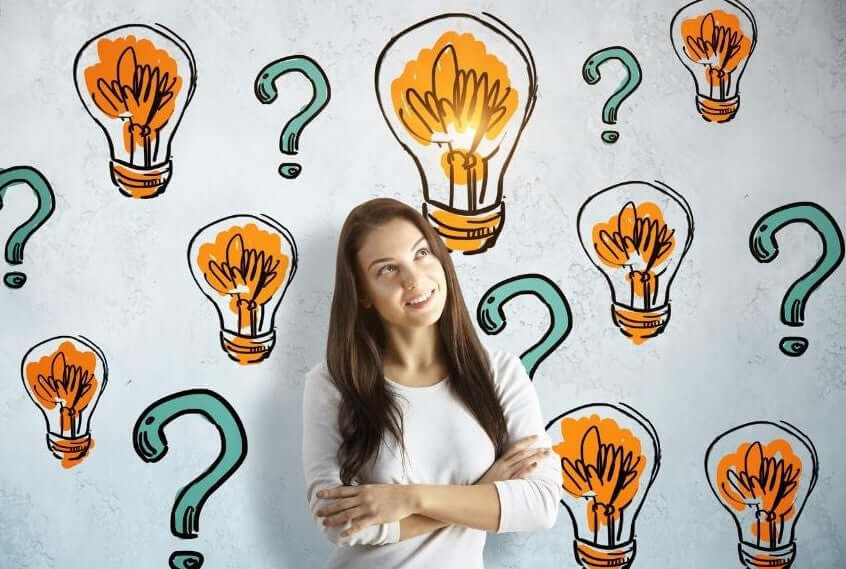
[405,288,435,309]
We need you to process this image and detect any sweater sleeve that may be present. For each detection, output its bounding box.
[489,351,563,533]
[301,362,401,547]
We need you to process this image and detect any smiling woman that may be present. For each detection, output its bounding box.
[301,198,564,569]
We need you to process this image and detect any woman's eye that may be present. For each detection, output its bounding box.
[416,247,430,258]
[378,264,396,276]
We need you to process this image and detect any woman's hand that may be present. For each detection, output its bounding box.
[474,435,552,485]
[315,483,419,537]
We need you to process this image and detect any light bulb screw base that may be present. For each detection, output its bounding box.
[46,431,91,464]
[219,329,276,365]
[573,538,635,569]
[110,159,172,199]
[423,201,504,255]
[696,94,740,123]
[738,540,796,569]
[611,302,670,345]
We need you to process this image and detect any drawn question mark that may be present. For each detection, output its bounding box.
[0,166,55,288]
[133,389,247,569]
[582,46,643,144]
[749,202,844,357]
[254,55,331,179]
[477,274,573,379]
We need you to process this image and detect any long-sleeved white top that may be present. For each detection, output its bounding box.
[301,350,563,569]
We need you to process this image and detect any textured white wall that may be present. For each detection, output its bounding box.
[0,1,844,568]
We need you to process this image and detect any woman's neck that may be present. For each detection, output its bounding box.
[382,324,447,379]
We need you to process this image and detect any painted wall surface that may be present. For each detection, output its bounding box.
[1,1,844,568]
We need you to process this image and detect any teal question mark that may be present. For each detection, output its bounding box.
[477,274,573,379]
[582,46,643,144]
[133,389,247,569]
[0,166,55,288]
[750,202,844,357]
[254,55,331,179]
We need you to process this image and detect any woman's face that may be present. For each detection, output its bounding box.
[355,218,448,332]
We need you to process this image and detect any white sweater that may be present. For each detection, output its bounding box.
[301,350,563,569]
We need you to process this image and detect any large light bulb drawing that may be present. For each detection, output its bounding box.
[705,421,818,569]
[74,24,197,198]
[547,403,660,569]
[188,214,298,365]
[21,336,108,469]
[671,0,757,123]
[375,12,537,254]
[577,181,693,344]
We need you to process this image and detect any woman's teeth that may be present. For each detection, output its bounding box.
[407,289,433,305]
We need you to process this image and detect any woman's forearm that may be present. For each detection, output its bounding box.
[411,483,500,532]
[398,514,450,541]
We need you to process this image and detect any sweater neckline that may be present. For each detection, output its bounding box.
[383,375,449,392]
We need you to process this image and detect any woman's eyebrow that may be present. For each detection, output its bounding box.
[367,256,393,270]
[410,236,426,250]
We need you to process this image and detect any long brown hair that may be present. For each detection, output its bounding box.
[327,198,508,484]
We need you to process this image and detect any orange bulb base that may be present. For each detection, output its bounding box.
[423,201,504,255]
[696,95,740,123]
[738,541,796,569]
[110,159,172,199]
[573,538,635,569]
[46,432,92,466]
[220,329,275,365]
[611,302,670,345]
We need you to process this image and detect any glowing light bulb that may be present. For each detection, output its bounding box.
[705,421,819,569]
[188,214,298,365]
[21,336,108,469]
[375,12,537,254]
[577,181,693,344]
[74,24,197,198]
[547,403,660,569]
[671,0,757,123]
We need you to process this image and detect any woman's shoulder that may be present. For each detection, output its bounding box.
[483,348,527,383]
[304,360,335,392]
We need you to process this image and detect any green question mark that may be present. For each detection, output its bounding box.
[582,46,643,144]
[133,389,247,569]
[254,55,331,179]
[0,166,55,288]
[750,202,844,357]
[477,274,573,379]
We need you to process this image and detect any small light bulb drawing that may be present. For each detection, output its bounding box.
[577,181,694,344]
[21,336,108,469]
[705,421,819,569]
[73,24,197,198]
[547,403,660,569]
[375,12,537,254]
[188,214,298,365]
[671,0,757,123]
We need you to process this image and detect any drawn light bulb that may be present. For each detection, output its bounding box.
[671,0,757,123]
[74,24,197,198]
[188,214,298,365]
[21,336,108,469]
[375,12,537,254]
[547,403,660,569]
[577,181,693,344]
[705,421,819,569]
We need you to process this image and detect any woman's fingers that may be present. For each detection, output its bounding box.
[507,446,551,467]
[322,504,367,527]
[501,435,539,460]
[316,496,358,518]
[341,515,379,537]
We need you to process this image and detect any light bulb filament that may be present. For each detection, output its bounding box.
[682,11,752,100]
[28,349,98,438]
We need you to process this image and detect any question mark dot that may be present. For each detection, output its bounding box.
[780,337,808,357]
[3,272,26,288]
[169,551,204,569]
[601,131,620,144]
[279,163,302,179]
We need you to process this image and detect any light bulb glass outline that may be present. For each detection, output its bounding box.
[576,180,694,344]
[187,213,298,365]
[375,12,537,254]
[704,420,819,566]
[73,23,197,198]
[670,0,757,123]
[20,335,108,468]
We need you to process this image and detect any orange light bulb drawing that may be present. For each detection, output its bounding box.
[188,214,298,365]
[74,24,197,198]
[705,421,819,569]
[577,181,693,344]
[376,13,537,254]
[671,0,757,123]
[21,336,108,469]
[547,403,660,569]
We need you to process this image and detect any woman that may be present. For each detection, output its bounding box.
[301,198,563,569]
